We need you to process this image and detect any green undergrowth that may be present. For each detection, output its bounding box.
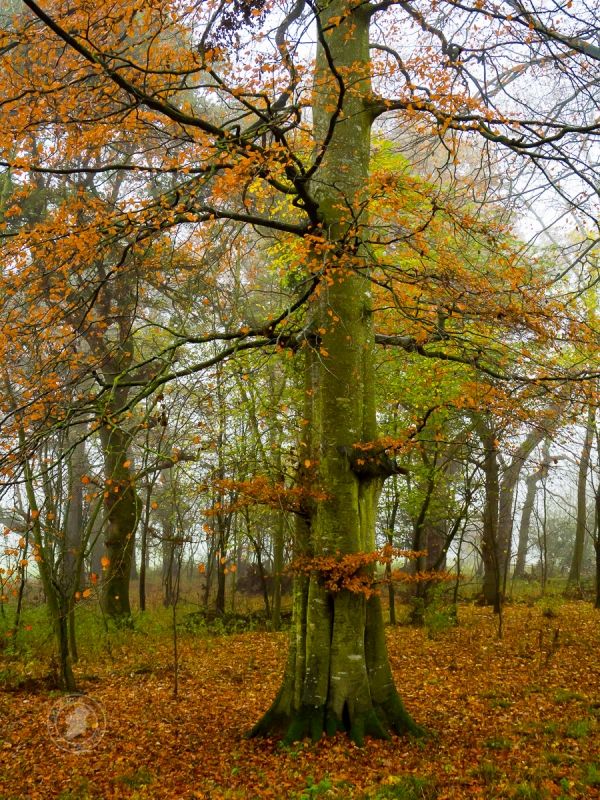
[362,775,438,799]
[0,600,281,690]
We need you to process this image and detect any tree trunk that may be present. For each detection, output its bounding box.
[99,424,140,622]
[215,538,226,616]
[595,521,600,610]
[385,494,400,625]
[22,463,77,690]
[477,416,550,610]
[139,487,151,612]
[63,433,87,662]
[271,514,284,630]
[478,423,501,611]
[252,1,420,744]
[514,469,542,579]
[568,407,594,589]
[162,522,177,608]
[255,547,272,621]
[595,423,600,610]
[425,522,447,573]
[130,538,138,581]
[411,476,435,614]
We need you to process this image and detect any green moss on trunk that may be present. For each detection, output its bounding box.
[251,0,422,744]
[100,424,140,622]
[250,584,422,745]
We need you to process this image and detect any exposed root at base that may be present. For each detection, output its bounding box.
[249,697,426,747]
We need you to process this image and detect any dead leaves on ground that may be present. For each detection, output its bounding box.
[1,602,599,799]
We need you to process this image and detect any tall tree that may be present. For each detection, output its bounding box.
[251,0,424,743]
[2,0,600,742]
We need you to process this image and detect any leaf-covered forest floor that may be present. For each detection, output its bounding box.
[1,600,599,800]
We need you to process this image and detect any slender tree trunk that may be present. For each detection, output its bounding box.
[162,523,176,607]
[595,423,600,610]
[411,476,435,614]
[478,417,550,610]
[139,497,150,612]
[479,424,501,611]
[245,513,272,618]
[252,1,420,744]
[514,468,542,579]
[594,524,600,610]
[568,407,594,589]
[64,434,87,662]
[385,495,399,625]
[130,539,138,581]
[271,514,284,630]
[203,536,215,609]
[12,528,29,639]
[22,460,77,690]
[256,548,272,621]
[215,525,227,616]
[539,469,549,591]
[90,531,104,579]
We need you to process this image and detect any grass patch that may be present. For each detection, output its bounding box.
[490,698,512,709]
[537,596,562,619]
[544,751,576,766]
[553,689,584,704]
[56,778,97,800]
[472,761,503,786]
[512,782,548,800]
[480,689,513,709]
[541,722,559,735]
[116,767,153,789]
[366,775,438,800]
[484,736,512,750]
[565,718,593,739]
[582,762,600,788]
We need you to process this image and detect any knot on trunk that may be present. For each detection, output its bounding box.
[337,445,408,479]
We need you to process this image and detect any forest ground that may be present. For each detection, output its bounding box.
[0,594,599,800]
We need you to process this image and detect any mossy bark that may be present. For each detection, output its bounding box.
[251,0,421,744]
[100,423,140,622]
[251,572,421,745]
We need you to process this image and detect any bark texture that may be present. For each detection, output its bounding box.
[100,423,140,621]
